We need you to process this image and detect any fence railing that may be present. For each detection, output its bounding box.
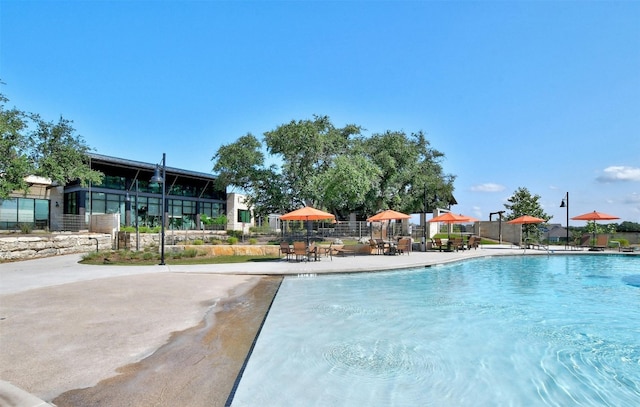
[279,221,429,242]
[52,215,89,232]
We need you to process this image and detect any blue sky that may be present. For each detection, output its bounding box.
[2,1,639,224]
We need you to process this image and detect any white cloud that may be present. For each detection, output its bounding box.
[471,183,506,192]
[624,192,640,204]
[596,166,640,183]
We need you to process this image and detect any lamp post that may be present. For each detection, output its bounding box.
[423,187,427,251]
[151,153,166,265]
[135,179,139,251]
[560,192,569,249]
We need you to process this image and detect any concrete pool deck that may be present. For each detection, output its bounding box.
[0,245,633,406]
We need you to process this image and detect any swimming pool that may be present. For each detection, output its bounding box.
[230,255,640,406]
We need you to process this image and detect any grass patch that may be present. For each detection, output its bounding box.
[80,250,280,265]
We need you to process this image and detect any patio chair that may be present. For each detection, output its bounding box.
[369,239,380,255]
[467,236,480,250]
[451,238,465,251]
[396,238,411,255]
[317,243,334,260]
[432,238,445,252]
[293,241,308,261]
[279,241,294,261]
[307,242,319,261]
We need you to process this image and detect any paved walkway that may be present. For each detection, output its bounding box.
[0,245,611,406]
[1,245,575,295]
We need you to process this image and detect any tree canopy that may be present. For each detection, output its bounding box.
[0,91,102,198]
[212,115,456,219]
[504,187,552,239]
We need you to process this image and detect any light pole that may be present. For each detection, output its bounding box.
[134,179,139,251]
[151,153,166,265]
[423,187,427,251]
[560,192,569,249]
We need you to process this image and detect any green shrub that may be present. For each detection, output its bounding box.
[139,226,152,233]
[611,238,629,247]
[18,223,33,234]
[82,251,103,261]
[249,225,271,234]
[192,239,204,245]
[183,248,198,257]
[209,238,223,245]
[227,230,243,239]
[227,236,238,245]
[143,252,155,260]
[249,238,257,245]
[121,226,136,232]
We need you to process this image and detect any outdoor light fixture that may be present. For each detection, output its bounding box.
[150,153,166,265]
[560,192,569,248]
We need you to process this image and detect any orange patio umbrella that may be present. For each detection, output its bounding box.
[571,210,619,247]
[367,209,411,239]
[429,212,478,223]
[280,206,335,221]
[506,215,546,225]
[280,206,335,242]
[429,212,478,239]
[507,215,546,245]
[366,209,411,222]
[571,210,619,222]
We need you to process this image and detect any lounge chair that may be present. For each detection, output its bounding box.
[334,244,358,256]
[592,234,609,251]
[578,234,592,249]
[396,238,411,255]
[279,241,294,261]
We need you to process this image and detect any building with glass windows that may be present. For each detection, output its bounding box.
[0,175,54,231]
[0,153,245,232]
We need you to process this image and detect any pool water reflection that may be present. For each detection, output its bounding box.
[230,255,640,406]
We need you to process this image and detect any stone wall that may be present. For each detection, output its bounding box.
[167,244,281,257]
[0,234,112,261]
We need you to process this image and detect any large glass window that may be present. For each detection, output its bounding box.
[91,192,106,214]
[147,197,161,228]
[98,175,126,190]
[0,198,50,230]
[106,193,121,214]
[0,199,18,228]
[18,199,33,223]
[35,199,49,229]
[238,209,251,223]
[65,192,78,214]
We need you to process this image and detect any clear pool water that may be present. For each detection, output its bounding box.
[230,255,640,406]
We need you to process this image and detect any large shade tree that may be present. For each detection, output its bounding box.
[211,115,455,219]
[0,91,102,199]
[0,93,31,198]
[357,130,455,216]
